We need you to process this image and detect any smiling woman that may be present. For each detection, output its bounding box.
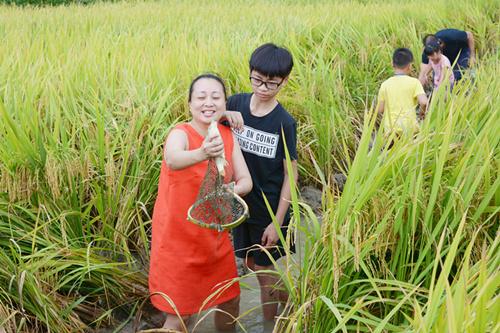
[148,74,252,332]
[187,76,226,132]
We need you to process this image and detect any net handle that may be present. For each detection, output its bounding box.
[186,192,249,231]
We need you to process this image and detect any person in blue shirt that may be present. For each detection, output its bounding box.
[418,28,476,85]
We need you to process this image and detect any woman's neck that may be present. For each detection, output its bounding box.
[189,120,209,137]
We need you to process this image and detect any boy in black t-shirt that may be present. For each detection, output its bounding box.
[224,43,298,321]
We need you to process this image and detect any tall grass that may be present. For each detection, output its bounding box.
[275,58,499,331]
[0,0,498,331]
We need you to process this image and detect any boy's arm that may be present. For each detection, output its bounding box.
[419,63,432,86]
[376,86,386,127]
[275,159,298,226]
[222,110,244,130]
[377,100,385,115]
[261,159,298,248]
[377,84,385,115]
[466,31,476,66]
[417,93,428,118]
[223,95,244,130]
[231,135,252,196]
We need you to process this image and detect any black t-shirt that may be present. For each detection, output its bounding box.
[422,29,469,65]
[227,93,298,224]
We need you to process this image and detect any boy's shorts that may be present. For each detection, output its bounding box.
[232,219,295,267]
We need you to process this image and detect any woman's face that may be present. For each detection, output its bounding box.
[189,78,226,126]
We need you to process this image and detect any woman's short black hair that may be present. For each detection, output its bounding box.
[423,34,444,48]
[188,73,227,102]
[424,41,441,56]
[249,43,293,78]
[392,48,414,68]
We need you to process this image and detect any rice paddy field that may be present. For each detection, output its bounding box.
[0,0,499,332]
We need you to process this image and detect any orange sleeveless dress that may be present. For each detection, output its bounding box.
[149,123,240,315]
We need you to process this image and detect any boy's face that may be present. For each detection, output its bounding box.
[249,70,288,102]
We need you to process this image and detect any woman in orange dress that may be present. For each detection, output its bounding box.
[149,74,252,331]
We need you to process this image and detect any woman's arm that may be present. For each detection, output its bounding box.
[164,128,224,170]
[231,135,252,196]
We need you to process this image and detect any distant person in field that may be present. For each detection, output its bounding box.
[423,40,455,91]
[223,43,298,321]
[377,48,428,138]
[419,29,475,86]
[149,74,252,332]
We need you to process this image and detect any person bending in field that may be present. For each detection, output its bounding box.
[377,48,428,141]
[149,74,252,332]
[419,28,475,86]
[223,43,298,322]
[423,40,455,91]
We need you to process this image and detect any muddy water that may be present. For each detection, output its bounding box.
[192,232,307,333]
[110,224,311,333]
[108,245,307,332]
[107,256,292,333]
[188,272,276,333]
[112,186,321,333]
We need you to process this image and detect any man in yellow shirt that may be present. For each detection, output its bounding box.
[378,48,428,137]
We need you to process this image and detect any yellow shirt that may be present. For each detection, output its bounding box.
[378,75,425,135]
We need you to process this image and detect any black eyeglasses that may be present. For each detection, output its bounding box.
[249,76,284,90]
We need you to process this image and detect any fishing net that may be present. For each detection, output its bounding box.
[187,158,248,231]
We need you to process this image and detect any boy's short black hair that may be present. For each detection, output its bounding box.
[424,41,441,56]
[249,43,293,78]
[392,48,414,68]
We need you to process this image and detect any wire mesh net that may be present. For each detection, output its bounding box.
[188,159,248,231]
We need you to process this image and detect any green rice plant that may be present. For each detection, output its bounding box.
[275,56,499,331]
[0,200,148,331]
[409,227,499,332]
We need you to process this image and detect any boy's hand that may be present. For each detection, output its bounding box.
[261,224,279,249]
[222,110,244,131]
[418,110,426,121]
[469,55,476,67]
